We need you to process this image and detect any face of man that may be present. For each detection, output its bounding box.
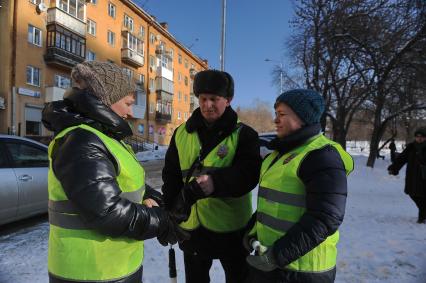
[110,94,135,119]
[198,94,231,123]
[274,103,305,138]
[415,135,426,144]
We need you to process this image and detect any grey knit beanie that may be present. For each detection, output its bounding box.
[275,89,325,125]
[71,61,135,106]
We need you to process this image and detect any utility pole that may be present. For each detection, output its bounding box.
[220,0,226,71]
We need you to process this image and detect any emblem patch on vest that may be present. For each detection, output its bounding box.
[283,153,297,164]
[217,144,228,159]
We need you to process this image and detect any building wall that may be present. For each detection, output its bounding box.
[1,0,207,144]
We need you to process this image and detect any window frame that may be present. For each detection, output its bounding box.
[28,24,42,47]
[26,65,41,87]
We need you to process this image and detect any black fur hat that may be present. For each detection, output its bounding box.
[193,70,234,98]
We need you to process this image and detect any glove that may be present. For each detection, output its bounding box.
[143,185,165,207]
[157,210,190,246]
[387,165,398,176]
[246,248,279,272]
[170,180,206,223]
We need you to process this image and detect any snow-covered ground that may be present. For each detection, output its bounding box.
[1,150,425,283]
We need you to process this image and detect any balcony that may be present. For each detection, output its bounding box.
[47,7,86,36]
[121,48,144,68]
[45,87,66,102]
[155,111,172,123]
[156,65,173,81]
[44,47,85,69]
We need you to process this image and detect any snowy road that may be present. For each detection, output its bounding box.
[0,155,425,283]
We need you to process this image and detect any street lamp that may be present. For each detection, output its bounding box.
[265,58,283,94]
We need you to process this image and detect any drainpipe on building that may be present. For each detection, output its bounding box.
[10,0,17,135]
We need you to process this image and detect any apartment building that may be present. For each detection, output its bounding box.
[0,0,207,145]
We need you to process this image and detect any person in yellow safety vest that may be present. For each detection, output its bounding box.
[244,89,354,283]
[161,70,262,283]
[42,61,188,283]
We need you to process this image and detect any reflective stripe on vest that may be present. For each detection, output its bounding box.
[256,134,354,272]
[175,122,252,232]
[47,124,145,282]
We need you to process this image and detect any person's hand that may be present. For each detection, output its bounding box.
[143,185,165,207]
[246,248,278,272]
[143,198,158,208]
[196,175,214,196]
[170,180,206,223]
[157,212,190,246]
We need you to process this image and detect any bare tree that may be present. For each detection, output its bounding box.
[235,99,275,133]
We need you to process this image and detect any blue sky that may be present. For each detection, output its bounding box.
[135,0,295,108]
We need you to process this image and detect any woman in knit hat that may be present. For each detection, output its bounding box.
[388,126,426,223]
[244,89,354,283]
[42,61,188,283]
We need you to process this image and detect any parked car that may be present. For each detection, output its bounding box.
[259,133,276,158]
[0,135,48,226]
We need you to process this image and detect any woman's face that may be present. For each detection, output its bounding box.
[274,103,304,138]
[110,94,135,119]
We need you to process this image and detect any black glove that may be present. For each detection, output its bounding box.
[387,165,398,176]
[157,210,190,246]
[170,180,206,223]
[143,185,165,207]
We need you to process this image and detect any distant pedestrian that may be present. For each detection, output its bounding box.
[388,127,426,224]
[389,138,397,163]
[42,61,188,283]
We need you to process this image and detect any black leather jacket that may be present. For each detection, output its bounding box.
[42,89,164,241]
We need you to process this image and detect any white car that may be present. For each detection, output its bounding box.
[0,135,49,226]
[259,133,276,159]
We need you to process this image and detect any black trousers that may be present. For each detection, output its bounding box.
[183,251,248,283]
[410,195,426,222]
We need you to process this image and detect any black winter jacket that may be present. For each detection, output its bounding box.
[162,106,261,258]
[42,89,169,282]
[260,124,348,283]
[388,141,426,197]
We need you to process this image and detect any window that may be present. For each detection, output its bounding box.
[107,30,115,46]
[122,67,133,79]
[89,0,96,4]
[184,112,188,120]
[123,33,143,55]
[26,66,40,87]
[139,26,145,37]
[108,2,116,18]
[29,0,42,4]
[149,78,155,91]
[28,25,42,46]
[184,76,188,86]
[138,74,145,84]
[149,102,154,113]
[184,95,188,103]
[87,50,96,61]
[5,142,48,168]
[178,72,182,82]
[87,19,96,36]
[59,0,85,20]
[184,59,188,68]
[178,91,182,101]
[124,14,134,32]
[55,75,71,89]
[47,24,86,58]
[178,54,182,64]
[149,55,155,68]
[150,33,155,44]
[177,111,181,120]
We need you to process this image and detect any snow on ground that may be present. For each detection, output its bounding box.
[136,146,167,162]
[1,150,425,283]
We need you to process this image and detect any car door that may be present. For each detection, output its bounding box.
[0,141,19,225]
[4,139,49,219]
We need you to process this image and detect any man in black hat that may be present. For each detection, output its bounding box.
[162,70,261,282]
[388,127,426,223]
